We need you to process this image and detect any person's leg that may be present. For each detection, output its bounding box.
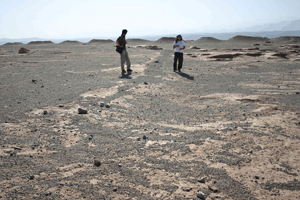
[125,50,131,71]
[120,51,126,72]
[173,53,178,71]
[178,53,183,71]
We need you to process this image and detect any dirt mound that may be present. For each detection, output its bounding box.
[156,37,175,43]
[127,39,150,43]
[59,40,82,45]
[270,36,300,43]
[3,42,23,46]
[87,39,114,44]
[196,37,223,43]
[27,41,54,45]
[229,35,269,42]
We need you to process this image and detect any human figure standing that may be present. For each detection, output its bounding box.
[173,35,185,72]
[116,29,132,73]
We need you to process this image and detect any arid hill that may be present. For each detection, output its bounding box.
[3,42,23,46]
[59,40,82,45]
[196,37,223,43]
[229,35,269,42]
[156,37,175,43]
[27,41,54,45]
[87,39,114,44]
[270,36,300,43]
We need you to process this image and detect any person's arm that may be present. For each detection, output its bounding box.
[116,40,123,47]
[173,42,179,49]
[180,46,185,50]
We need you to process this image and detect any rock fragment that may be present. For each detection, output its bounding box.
[19,47,30,54]
[198,177,205,183]
[29,174,34,180]
[197,191,205,199]
[94,159,101,167]
[208,185,218,192]
[78,108,88,114]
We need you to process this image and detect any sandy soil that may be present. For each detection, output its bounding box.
[0,37,300,199]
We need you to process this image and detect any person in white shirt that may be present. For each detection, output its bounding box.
[173,35,185,72]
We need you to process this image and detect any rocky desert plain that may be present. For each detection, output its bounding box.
[0,35,300,200]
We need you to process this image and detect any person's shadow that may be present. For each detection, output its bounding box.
[176,71,194,80]
[120,71,132,79]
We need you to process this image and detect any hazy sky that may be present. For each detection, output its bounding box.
[0,0,299,39]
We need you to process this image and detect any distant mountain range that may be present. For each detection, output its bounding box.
[1,19,299,45]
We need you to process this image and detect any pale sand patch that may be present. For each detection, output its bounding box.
[80,85,120,98]
[101,67,120,72]
[65,70,100,74]
[110,95,133,108]
[144,140,172,147]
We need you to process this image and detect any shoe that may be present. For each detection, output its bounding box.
[173,69,176,72]
[122,70,126,73]
[127,69,132,72]
[178,69,181,72]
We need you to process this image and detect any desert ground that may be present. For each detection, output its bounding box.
[0,36,300,200]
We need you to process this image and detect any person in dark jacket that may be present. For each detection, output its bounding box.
[116,29,132,73]
[173,35,185,72]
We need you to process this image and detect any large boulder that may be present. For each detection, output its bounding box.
[19,47,30,54]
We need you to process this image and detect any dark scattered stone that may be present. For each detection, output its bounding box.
[78,108,88,114]
[58,104,64,107]
[137,137,141,141]
[30,154,33,158]
[19,47,30,54]
[143,135,147,140]
[41,85,44,88]
[29,174,34,180]
[208,185,219,192]
[43,111,48,115]
[89,135,93,140]
[254,175,259,179]
[198,177,205,183]
[105,105,110,108]
[197,191,205,199]
[296,92,299,94]
[94,159,101,167]
[154,61,159,63]
[118,163,122,167]
[32,80,37,83]
[144,82,148,85]
[182,187,192,192]
[249,150,253,154]
[100,102,105,107]
[113,188,117,192]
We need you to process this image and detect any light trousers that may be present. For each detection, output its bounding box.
[120,50,131,71]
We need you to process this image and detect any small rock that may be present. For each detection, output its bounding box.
[208,185,218,192]
[249,150,253,154]
[198,177,205,183]
[113,188,117,192]
[154,61,159,63]
[32,79,37,83]
[143,135,147,140]
[144,82,148,85]
[89,135,93,140]
[254,175,259,179]
[118,163,122,167]
[197,191,205,199]
[182,187,192,192]
[100,102,105,107]
[29,174,34,180]
[137,137,141,141]
[19,47,30,54]
[58,104,64,107]
[41,85,44,88]
[105,105,110,108]
[43,111,48,115]
[30,154,33,158]
[296,92,299,94]
[94,159,101,167]
[78,108,88,114]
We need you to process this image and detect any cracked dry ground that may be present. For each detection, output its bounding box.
[0,42,300,199]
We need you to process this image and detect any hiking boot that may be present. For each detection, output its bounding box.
[122,70,126,73]
[127,69,132,72]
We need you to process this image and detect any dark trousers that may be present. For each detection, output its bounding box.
[173,52,183,70]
